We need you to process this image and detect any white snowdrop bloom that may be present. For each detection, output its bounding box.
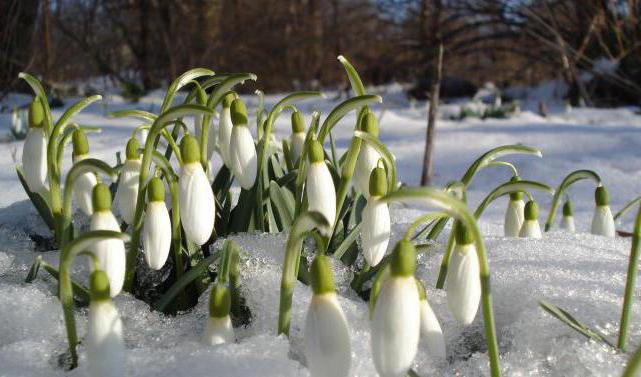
[142,177,171,270]
[591,186,615,237]
[504,181,525,237]
[560,200,575,232]
[89,184,126,297]
[446,222,481,325]
[290,111,306,163]
[306,140,336,235]
[22,99,48,193]
[372,240,420,377]
[203,284,235,345]
[114,138,141,224]
[361,167,390,267]
[86,270,125,377]
[71,130,96,216]
[353,112,381,197]
[179,135,215,245]
[519,200,542,239]
[416,280,446,361]
[218,94,235,167]
[138,127,149,146]
[229,98,258,190]
[304,256,351,377]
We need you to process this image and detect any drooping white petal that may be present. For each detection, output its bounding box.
[519,219,542,238]
[419,299,446,361]
[179,162,215,245]
[229,126,257,189]
[371,276,420,377]
[504,199,525,237]
[202,315,235,346]
[73,160,97,216]
[304,293,351,377]
[353,143,380,197]
[306,162,336,234]
[114,160,141,224]
[290,132,306,163]
[89,211,126,297]
[560,215,576,232]
[218,107,233,166]
[139,128,149,146]
[22,128,48,193]
[142,201,172,270]
[361,197,390,267]
[446,244,481,325]
[87,300,125,377]
[591,205,615,237]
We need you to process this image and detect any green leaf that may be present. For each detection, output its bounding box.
[544,170,601,231]
[317,95,382,143]
[161,68,216,113]
[25,256,90,305]
[18,72,53,135]
[539,300,615,348]
[54,95,102,133]
[16,166,55,231]
[460,145,543,185]
[337,55,366,96]
[614,196,641,222]
[207,73,257,110]
[110,109,157,122]
[474,180,554,218]
[332,223,361,260]
[269,181,295,229]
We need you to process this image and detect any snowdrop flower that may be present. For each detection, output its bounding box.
[361,167,390,267]
[591,186,615,237]
[203,283,234,345]
[304,255,351,377]
[306,139,336,235]
[11,106,22,135]
[89,184,126,297]
[22,98,48,193]
[71,129,97,216]
[179,135,215,245]
[87,270,125,377]
[371,240,420,377]
[353,112,381,197]
[114,138,141,224]
[560,200,575,232]
[519,200,542,238]
[446,221,481,325]
[504,176,525,237]
[229,98,258,189]
[218,93,236,167]
[416,280,446,361]
[290,110,306,163]
[142,177,171,270]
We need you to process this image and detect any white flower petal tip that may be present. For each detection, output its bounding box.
[504,199,524,237]
[306,162,336,235]
[446,244,481,325]
[372,276,420,377]
[591,205,615,237]
[519,220,542,239]
[179,163,215,245]
[90,212,126,297]
[304,293,351,377]
[229,126,257,189]
[420,299,446,361]
[353,143,380,197]
[560,216,576,232]
[22,128,48,193]
[290,132,306,163]
[361,198,391,267]
[87,301,125,377]
[115,160,141,224]
[74,170,97,216]
[203,316,235,346]
[218,107,233,167]
[142,201,172,270]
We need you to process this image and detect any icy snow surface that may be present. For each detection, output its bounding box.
[1,87,640,376]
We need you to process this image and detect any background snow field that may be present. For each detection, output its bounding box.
[0,88,640,376]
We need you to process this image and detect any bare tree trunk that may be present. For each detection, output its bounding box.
[420,43,443,186]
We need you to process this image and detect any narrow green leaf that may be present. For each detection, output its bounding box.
[539,300,614,348]
[18,72,53,135]
[16,166,55,231]
[461,145,543,185]
[317,95,382,143]
[474,180,554,218]
[54,95,102,132]
[332,223,362,260]
[614,195,641,222]
[337,55,366,96]
[161,68,216,112]
[110,109,157,122]
[544,170,601,231]
[269,181,295,229]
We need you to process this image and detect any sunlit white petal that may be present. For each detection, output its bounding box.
[87,300,125,377]
[114,160,141,224]
[306,162,336,234]
[22,128,48,193]
[353,143,380,197]
[229,126,257,189]
[591,205,615,237]
[560,215,575,232]
[218,107,233,166]
[290,132,306,163]
[179,162,215,245]
[361,197,390,266]
[419,299,446,361]
[90,211,126,297]
[504,199,524,237]
[142,201,172,270]
[446,243,481,325]
[203,315,234,345]
[519,219,542,238]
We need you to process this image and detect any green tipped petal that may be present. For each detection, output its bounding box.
[72,129,89,157]
[369,167,387,197]
[291,111,305,133]
[231,99,248,126]
[209,284,231,318]
[595,186,609,206]
[416,278,427,301]
[509,175,523,201]
[359,112,379,137]
[92,183,112,212]
[180,135,201,164]
[524,200,539,220]
[28,98,44,128]
[308,140,325,163]
[223,92,236,108]
[563,200,573,216]
[390,240,416,277]
[310,255,335,295]
[90,270,111,301]
[147,177,165,202]
[126,137,141,160]
[454,220,473,245]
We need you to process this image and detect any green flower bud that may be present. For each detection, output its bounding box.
[454,220,473,245]
[390,240,416,277]
[369,167,387,197]
[291,111,305,134]
[359,112,379,137]
[90,270,111,302]
[310,255,335,295]
[563,200,573,216]
[231,99,248,126]
[595,186,609,206]
[509,175,523,201]
[92,183,112,212]
[147,177,165,202]
[209,284,231,318]
[524,200,538,221]
[125,137,140,160]
[308,140,325,163]
[72,129,89,157]
[222,92,236,108]
[28,98,44,128]
[180,135,201,164]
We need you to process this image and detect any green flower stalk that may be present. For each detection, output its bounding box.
[618,198,641,350]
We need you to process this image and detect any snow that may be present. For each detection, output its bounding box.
[1,86,641,376]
